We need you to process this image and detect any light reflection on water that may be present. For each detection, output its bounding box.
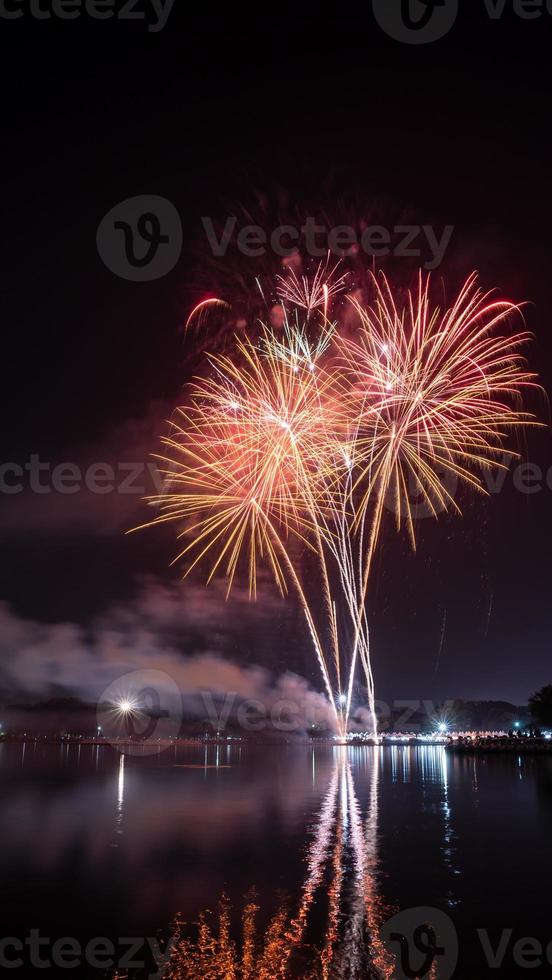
[0,741,551,978]
[159,747,394,978]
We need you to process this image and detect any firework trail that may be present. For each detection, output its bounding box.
[135,265,538,736]
[434,607,447,674]
[484,590,494,638]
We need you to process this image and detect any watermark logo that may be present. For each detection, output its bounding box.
[373,0,552,43]
[97,669,182,755]
[372,0,459,44]
[381,906,458,979]
[97,195,182,282]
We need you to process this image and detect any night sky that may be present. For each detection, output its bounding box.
[1,4,551,709]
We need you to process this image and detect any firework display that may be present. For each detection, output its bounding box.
[135,267,537,736]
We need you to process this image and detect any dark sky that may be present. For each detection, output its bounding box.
[1,3,551,708]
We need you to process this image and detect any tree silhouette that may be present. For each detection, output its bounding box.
[529,685,552,728]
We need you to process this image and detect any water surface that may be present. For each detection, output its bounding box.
[0,741,550,977]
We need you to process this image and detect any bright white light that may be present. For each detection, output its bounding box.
[438,722,448,733]
[338,693,347,707]
[118,698,135,714]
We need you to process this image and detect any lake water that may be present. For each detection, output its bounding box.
[0,740,550,978]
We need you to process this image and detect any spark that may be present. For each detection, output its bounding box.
[435,607,447,674]
[260,309,336,374]
[275,259,346,316]
[185,297,230,332]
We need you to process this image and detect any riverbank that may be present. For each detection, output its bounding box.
[446,737,552,754]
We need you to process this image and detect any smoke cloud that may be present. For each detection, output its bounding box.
[0,578,337,732]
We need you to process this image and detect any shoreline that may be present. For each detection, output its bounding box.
[2,734,551,752]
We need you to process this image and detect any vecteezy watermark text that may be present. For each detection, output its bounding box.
[95,670,469,748]
[0,456,165,495]
[0,0,175,31]
[199,694,459,735]
[1,454,550,500]
[200,216,455,271]
[4,918,552,976]
[96,195,455,282]
[0,930,176,977]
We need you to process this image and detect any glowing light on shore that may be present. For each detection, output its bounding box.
[116,697,138,716]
